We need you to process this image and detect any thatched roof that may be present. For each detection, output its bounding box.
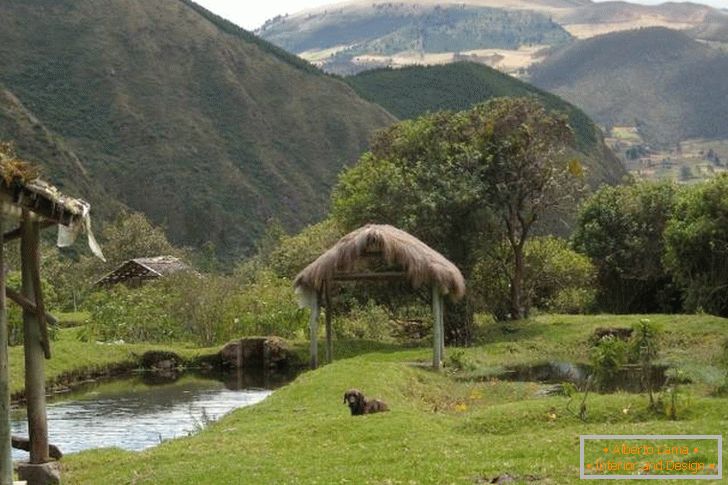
[294,224,465,304]
[0,142,104,260]
[95,256,191,286]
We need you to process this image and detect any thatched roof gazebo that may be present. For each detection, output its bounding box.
[294,224,465,370]
[0,144,104,485]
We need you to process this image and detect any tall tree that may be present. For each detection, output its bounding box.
[477,98,583,318]
[333,97,584,334]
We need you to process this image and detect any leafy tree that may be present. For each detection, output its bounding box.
[333,97,583,337]
[664,174,728,316]
[478,98,584,319]
[573,182,681,313]
[97,211,182,268]
[471,236,595,319]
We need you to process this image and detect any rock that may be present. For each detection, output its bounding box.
[140,351,183,370]
[535,384,567,397]
[591,327,633,343]
[220,337,293,369]
[490,474,516,484]
[17,461,61,485]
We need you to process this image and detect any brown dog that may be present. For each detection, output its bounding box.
[343,389,389,416]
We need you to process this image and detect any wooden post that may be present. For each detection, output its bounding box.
[21,218,49,464]
[324,281,333,364]
[309,294,320,369]
[439,294,445,361]
[0,216,12,485]
[432,286,443,370]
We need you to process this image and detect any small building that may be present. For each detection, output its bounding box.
[95,256,191,287]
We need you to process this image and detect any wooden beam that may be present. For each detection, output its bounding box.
[6,289,58,326]
[324,281,333,364]
[20,218,49,464]
[11,436,62,460]
[0,215,12,485]
[0,183,74,226]
[332,271,406,281]
[2,221,54,244]
[309,295,320,370]
[432,286,443,371]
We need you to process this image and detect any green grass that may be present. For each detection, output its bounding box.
[59,314,727,484]
[8,327,218,396]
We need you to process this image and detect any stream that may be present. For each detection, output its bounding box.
[10,368,295,459]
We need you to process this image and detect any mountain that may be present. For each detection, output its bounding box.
[346,62,626,186]
[256,0,715,75]
[0,0,395,257]
[689,10,728,43]
[258,1,573,75]
[529,27,728,146]
[0,85,120,219]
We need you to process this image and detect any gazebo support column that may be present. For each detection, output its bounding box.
[324,282,333,364]
[0,216,12,485]
[309,294,321,369]
[432,286,443,370]
[21,218,49,464]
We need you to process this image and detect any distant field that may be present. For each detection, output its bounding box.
[564,19,696,39]
[605,127,728,183]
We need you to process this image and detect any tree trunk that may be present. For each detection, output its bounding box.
[444,297,473,345]
[510,243,525,320]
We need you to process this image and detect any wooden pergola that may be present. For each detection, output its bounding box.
[0,153,104,484]
[293,224,465,371]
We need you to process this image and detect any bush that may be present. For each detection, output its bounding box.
[84,270,307,345]
[664,174,728,316]
[470,236,595,319]
[333,300,392,340]
[84,283,178,343]
[590,335,628,390]
[573,182,680,313]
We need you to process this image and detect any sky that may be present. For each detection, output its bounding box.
[195,0,728,31]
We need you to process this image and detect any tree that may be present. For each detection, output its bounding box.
[333,97,584,336]
[477,98,584,319]
[573,182,681,313]
[96,211,182,269]
[664,174,728,316]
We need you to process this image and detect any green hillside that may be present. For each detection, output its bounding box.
[258,3,571,74]
[0,0,395,257]
[346,62,626,186]
[530,27,728,146]
[0,85,121,220]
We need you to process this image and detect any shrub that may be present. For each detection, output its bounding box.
[664,174,728,316]
[85,283,178,343]
[573,182,680,313]
[590,335,628,391]
[84,270,307,345]
[470,236,596,319]
[333,300,392,340]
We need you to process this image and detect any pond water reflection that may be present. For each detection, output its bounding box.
[11,368,296,459]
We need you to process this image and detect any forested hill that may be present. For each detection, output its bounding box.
[529,27,728,146]
[347,62,626,186]
[0,0,395,257]
[0,85,121,220]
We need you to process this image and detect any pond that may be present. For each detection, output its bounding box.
[496,362,671,392]
[10,368,296,460]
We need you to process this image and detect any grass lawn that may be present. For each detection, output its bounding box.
[8,327,219,396]
[57,314,727,484]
